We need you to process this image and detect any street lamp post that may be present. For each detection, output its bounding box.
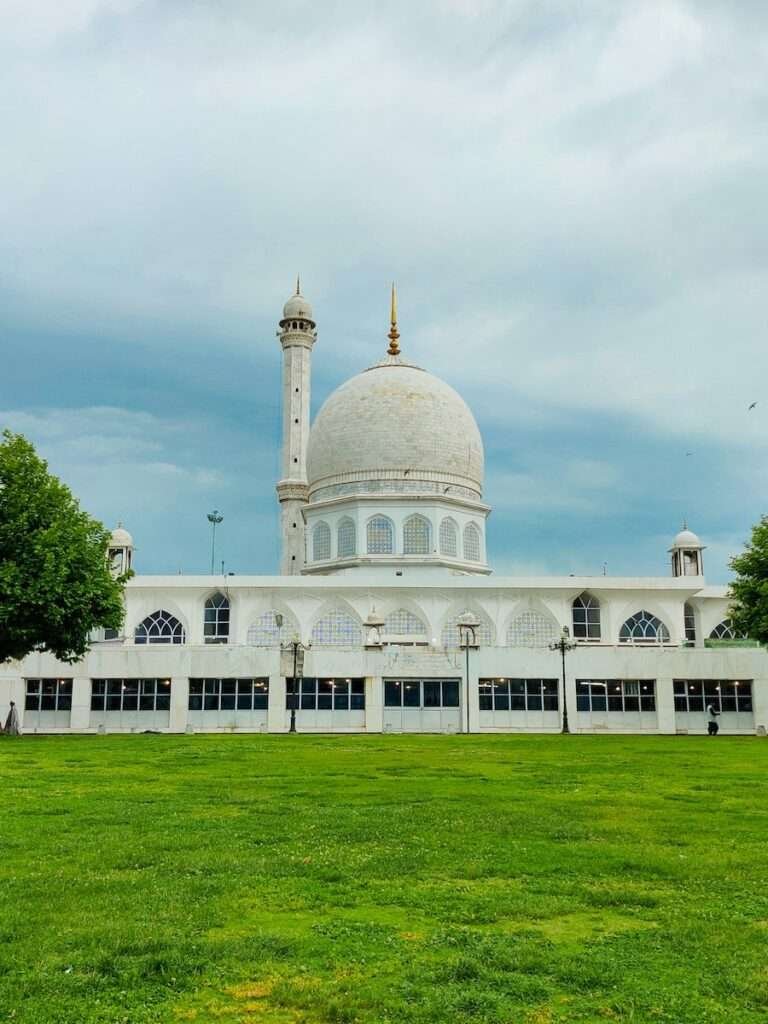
[276,615,309,734]
[207,510,223,575]
[457,614,480,735]
[549,626,577,734]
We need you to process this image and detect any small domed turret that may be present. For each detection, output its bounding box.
[669,523,705,577]
[280,277,315,328]
[108,522,133,576]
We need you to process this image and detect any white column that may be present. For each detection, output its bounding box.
[71,677,91,731]
[753,674,768,735]
[656,677,676,734]
[365,676,383,733]
[268,674,286,733]
[169,677,188,733]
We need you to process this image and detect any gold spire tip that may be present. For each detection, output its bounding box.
[387,281,400,356]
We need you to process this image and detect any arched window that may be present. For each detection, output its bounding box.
[463,523,481,562]
[337,517,356,558]
[135,610,185,645]
[709,619,737,640]
[246,610,296,646]
[507,611,559,648]
[367,515,394,554]
[311,608,363,647]
[312,521,331,561]
[572,593,601,641]
[383,609,428,637]
[439,518,458,557]
[684,602,696,644]
[441,609,493,648]
[619,610,670,644]
[403,514,431,555]
[204,592,229,644]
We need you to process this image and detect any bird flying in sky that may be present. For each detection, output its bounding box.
[749,402,757,410]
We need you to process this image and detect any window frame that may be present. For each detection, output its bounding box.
[189,678,269,712]
[383,678,460,709]
[673,679,753,714]
[204,592,230,645]
[618,610,670,645]
[90,678,171,712]
[576,679,656,713]
[366,515,395,555]
[134,609,186,645]
[572,593,601,641]
[25,678,73,712]
[285,677,365,711]
[403,514,431,555]
[478,678,559,712]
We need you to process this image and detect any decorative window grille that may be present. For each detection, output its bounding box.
[313,522,331,561]
[91,679,171,711]
[403,514,431,555]
[439,518,458,557]
[684,603,696,644]
[134,610,185,645]
[673,679,752,713]
[463,523,481,562]
[572,593,601,640]
[367,516,394,554]
[246,611,295,647]
[189,678,269,711]
[576,680,656,712]
[285,677,365,710]
[204,592,230,644]
[25,679,72,712]
[383,609,428,636]
[441,610,493,648]
[507,611,559,648]
[619,610,670,644]
[709,620,737,640]
[337,518,356,558]
[311,608,363,647]
[479,679,559,712]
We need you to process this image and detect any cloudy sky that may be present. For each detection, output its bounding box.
[2,0,767,579]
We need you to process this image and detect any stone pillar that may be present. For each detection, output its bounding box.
[753,672,768,736]
[467,667,481,733]
[655,677,676,734]
[268,674,286,733]
[70,677,91,731]
[169,677,189,733]
[365,676,383,733]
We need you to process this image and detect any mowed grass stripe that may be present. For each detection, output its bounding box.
[0,734,767,1023]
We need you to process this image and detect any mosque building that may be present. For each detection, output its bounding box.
[2,285,765,736]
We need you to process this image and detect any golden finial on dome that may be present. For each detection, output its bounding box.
[387,282,400,356]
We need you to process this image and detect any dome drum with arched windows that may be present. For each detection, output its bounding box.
[292,285,491,576]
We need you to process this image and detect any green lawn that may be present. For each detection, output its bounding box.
[1,735,767,1024]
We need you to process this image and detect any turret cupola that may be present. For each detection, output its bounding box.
[669,523,705,577]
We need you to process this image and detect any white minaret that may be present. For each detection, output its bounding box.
[276,279,316,574]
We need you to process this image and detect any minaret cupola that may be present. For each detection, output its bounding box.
[669,523,705,577]
[108,523,134,577]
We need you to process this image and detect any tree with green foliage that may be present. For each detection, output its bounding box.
[728,514,768,646]
[0,430,128,663]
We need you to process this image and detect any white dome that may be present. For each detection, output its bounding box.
[306,358,484,499]
[672,528,702,548]
[282,293,314,322]
[110,524,133,547]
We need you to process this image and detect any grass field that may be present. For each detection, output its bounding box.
[1,734,767,1024]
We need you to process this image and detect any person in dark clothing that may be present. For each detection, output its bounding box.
[706,701,720,735]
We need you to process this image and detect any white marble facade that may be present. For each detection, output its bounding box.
[2,285,766,735]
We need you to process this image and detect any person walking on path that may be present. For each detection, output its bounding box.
[4,700,20,736]
[706,701,720,736]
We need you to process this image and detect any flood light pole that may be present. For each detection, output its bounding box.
[458,613,480,735]
[549,626,577,734]
[207,510,223,575]
[276,614,309,734]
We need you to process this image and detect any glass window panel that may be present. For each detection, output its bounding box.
[189,680,204,696]
[423,681,441,707]
[510,694,525,711]
[623,696,639,712]
[57,691,72,711]
[479,694,492,711]
[205,680,219,695]
[25,694,38,711]
[674,696,687,712]
[591,694,607,711]
[253,692,268,710]
[106,694,122,711]
[219,692,235,710]
[542,680,558,695]
[107,680,122,696]
[91,694,104,711]
[221,679,237,695]
[738,694,753,712]
[155,693,170,712]
[124,681,139,695]
[384,681,402,707]
[122,694,138,711]
[350,693,365,710]
[525,679,541,695]
[40,693,56,711]
[509,680,525,695]
[673,680,686,695]
[543,694,559,711]
[351,680,364,695]
[442,681,459,707]
[301,693,316,710]
[317,692,333,710]
[688,696,704,712]
[334,692,350,710]
[721,696,737,712]
[403,682,420,707]
[640,696,655,711]
[42,680,56,695]
[203,693,218,710]
[527,694,543,711]
[189,693,203,710]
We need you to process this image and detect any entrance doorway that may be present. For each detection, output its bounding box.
[383,678,461,733]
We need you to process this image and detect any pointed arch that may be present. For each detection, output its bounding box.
[134,609,185,645]
[441,607,494,648]
[507,610,559,648]
[619,610,670,644]
[383,608,428,637]
[337,517,356,558]
[709,619,737,640]
[311,607,363,647]
[439,517,458,557]
[246,609,298,647]
[684,602,696,644]
[463,523,481,562]
[572,592,601,641]
[367,514,394,554]
[312,521,331,561]
[204,591,230,644]
[403,514,431,555]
